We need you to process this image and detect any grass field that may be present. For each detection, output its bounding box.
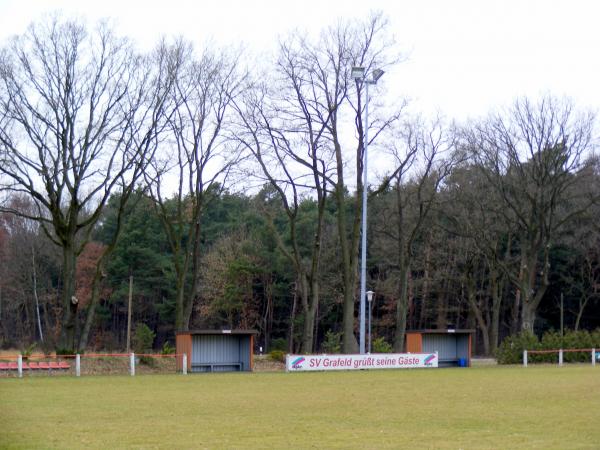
[1,365,599,449]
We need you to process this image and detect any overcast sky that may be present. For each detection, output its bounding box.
[0,0,599,121]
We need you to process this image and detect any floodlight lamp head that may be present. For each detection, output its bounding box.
[366,290,374,302]
[371,68,385,83]
[351,66,365,80]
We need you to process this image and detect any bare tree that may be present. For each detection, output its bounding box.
[467,96,597,332]
[0,17,173,352]
[234,31,335,352]
[147,40,246,331]
[443,163,512,355]
[372,117,456,351]
[316,14,400,353]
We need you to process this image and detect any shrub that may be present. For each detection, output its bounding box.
[496,331,538,364]
[55,347,74,357]
[268,350,286,363]
[371,337,393,353]
[562,330,594,362]
[321,330,341,354]
[161,341,175,355]
[20,343,36,359]
[40,340,55,356]
[133,323,155,365]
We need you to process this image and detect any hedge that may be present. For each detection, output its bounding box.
[496,329,600,364]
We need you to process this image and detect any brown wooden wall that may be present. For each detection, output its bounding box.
[405,333,423,353]
[176,333,192,371]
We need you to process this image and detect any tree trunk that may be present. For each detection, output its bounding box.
[57,242,78,352]
[175,273,187,331]
[419,242,432,329]
[184,210,204,332]
[511,254,526,334]
[31,245,44,343]
[466,280,490,355]
[183,288,196,331]
[393,262,410,352]
[436,291,448,330]
[489,269,503,354]
[288,282,298,354]
[520,303,536,332]
[519,250,549,332]
[78,260,107,352]
[341,283,358,353]
[335,180,359,354]
[301,275,321,353]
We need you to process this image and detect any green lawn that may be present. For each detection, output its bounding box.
[1,365,599,449]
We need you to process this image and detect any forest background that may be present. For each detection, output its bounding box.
[1,13,599,356]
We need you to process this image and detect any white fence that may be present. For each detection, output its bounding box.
[523,348,598,367]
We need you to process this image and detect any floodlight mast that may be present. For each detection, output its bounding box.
[352,66,384,355]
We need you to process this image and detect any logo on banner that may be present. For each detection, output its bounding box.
[291,357,305,369]
[424,354,436,366]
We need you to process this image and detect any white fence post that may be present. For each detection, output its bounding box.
[17,355,23,378]
[182,353,187,375]
[593,348,596,367]
[559,349,563,367]
[130,353,135,376]
[523,350,528,367]
[76,354,81,377]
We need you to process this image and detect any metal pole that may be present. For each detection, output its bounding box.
[182,353,188,375]
[18,354,23,378]
[359,81,370,355]
[523,350,528,367]
[76,354,81,377]
[592,348,595,367]
[126,275,133,353]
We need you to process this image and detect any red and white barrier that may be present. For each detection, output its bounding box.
[1,352,189,378]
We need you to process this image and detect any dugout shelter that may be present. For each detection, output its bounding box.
[406,329,473,367]
[176,330,257,373]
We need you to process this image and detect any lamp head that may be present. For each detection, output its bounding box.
[366,290,374,302]
[351,66,365,80]
[371,69,385,83]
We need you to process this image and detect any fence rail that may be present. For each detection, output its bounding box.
[523,348,598,367]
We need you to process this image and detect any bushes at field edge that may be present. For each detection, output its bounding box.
[496,329,600,364]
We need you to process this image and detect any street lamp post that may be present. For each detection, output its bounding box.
[367,290,374,353]
[352,66,384,355]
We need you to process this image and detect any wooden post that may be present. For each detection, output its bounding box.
[523,350,528,367]
[593,348,596,367]
[126,275,133,353]
[18,355,23,378]
[76,354,81,377]
[182,353,187,375]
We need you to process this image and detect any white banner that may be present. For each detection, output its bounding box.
[286,352,438,372]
